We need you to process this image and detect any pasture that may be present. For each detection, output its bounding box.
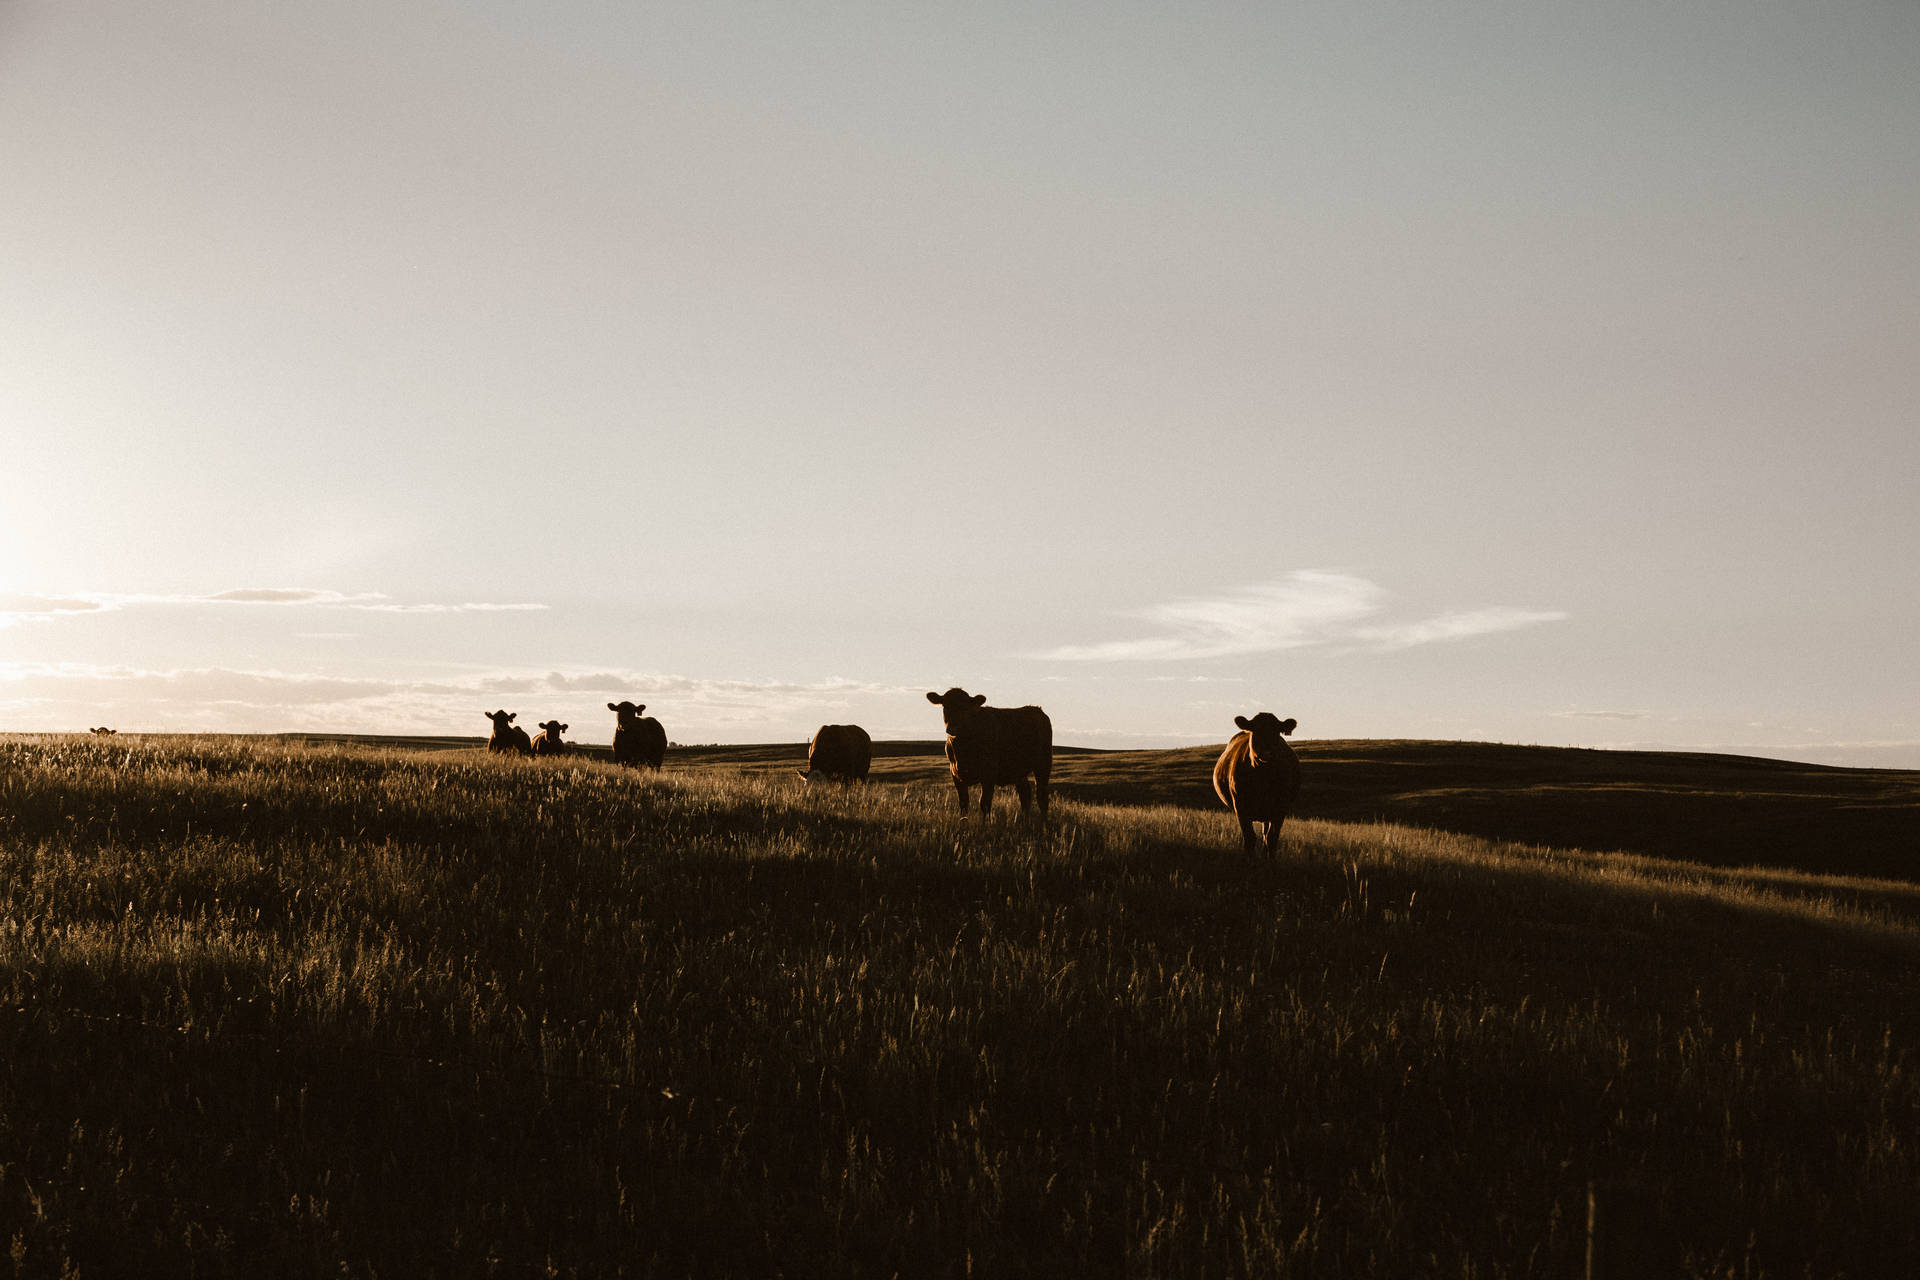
[1,733,1916,1277]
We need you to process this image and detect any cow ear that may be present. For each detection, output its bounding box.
[508,712,517,721]
[560,724,568,732]
[1278,718,1296,735]
[1234,715,1252,730]
[926,691,943,704]
[607,702,618,712]
[635,705,645,715]
[971,693,986,706]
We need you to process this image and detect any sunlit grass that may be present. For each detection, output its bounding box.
[1,735,1914,1277]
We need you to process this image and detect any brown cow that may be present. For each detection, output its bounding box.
[797,723,871,784]
[531,720,569,757]
[607,701,667,770]
[485,709,534,756]
[925,687,1051,817]
[1213,713,1301,856]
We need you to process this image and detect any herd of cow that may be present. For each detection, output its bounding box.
[483,687,1304,855]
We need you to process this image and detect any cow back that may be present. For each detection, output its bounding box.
[1213,731,1300,820]
[945,705,1051,785]
[614,718,667,767]
[809,724,872,780]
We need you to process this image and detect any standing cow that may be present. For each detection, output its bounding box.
[1213,713,1301,856]
[925,687,1051,817]
[607,701,667,770]
[485,710,534,756]
[798,723,872,784]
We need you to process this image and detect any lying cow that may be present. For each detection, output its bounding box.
[1212,713,1301,856]
[926,687,1051,817]
[798,723,871,784]
[531,720,569,757]
[485,710,534,756]
[608,701,667,770]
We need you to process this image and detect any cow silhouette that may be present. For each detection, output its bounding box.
[484,710,533,756]
[798,724,871,784]
[1213,713,1301,855]
[607,701,667,770]
[925,687,1051,817]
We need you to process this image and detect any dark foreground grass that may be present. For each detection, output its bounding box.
[1,735,1916,1277]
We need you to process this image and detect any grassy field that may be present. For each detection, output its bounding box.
[2,733,1917,1277]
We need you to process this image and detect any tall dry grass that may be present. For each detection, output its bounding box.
[0,734,1914,1277]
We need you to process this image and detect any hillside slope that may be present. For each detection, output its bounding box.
[262,733,1920,882]
[1,735,1916,1276]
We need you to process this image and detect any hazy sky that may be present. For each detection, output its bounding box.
[4,1,1917,766]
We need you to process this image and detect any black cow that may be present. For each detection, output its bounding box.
[607,701,667,770]
[485,710,533,756]
[925,687,1051,817]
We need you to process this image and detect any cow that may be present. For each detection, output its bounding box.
[88,726,117,736]
[485,710,534,756]
[1213,713,1301,856]
[797,723,871,784]
[531,720,569,757]
[607,701,667,770]
[925,687,1051,817]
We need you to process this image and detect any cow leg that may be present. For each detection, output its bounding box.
[953,779,970,813]
[1264,818,1283,856]
[1013,779,1033,815]
[978,782,996,818]
[1238,814,1259,857]
[1034,767,1051,814]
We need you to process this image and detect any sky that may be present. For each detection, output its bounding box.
[3,1,1917,766]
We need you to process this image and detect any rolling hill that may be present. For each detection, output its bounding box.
[266,732,1920,882]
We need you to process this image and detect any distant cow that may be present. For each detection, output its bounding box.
[798,724,871,784]
[1213,713,1301,856]
[531,720,569,757]
[608,701,667,770]
[485,710,534,756]
[88,726,117,736]
[925,687,1051,817]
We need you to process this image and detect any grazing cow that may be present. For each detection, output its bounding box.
[607,701,667,770]
[531,720,569,757]
[798,723,871,784]
[485,709,534,756]
[1213,713,1301,856]
[925,687,1051,817]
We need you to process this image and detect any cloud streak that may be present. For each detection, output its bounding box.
[1032,571,1566,661]
[1552,709,1652,721]
[0,662,918,738]
[0,588,546,626]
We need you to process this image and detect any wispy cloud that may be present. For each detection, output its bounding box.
[1552,709,1652,721]
[1032,572,1566,661]
[0,588,546,627]
[0,662,917,738]
[201,588,383,606]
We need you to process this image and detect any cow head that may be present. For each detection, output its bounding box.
[538,721,566,735]
[1233,713,1296,764]
[608,701,647,727]
[927,687,987,734]
[485,710,518,731]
